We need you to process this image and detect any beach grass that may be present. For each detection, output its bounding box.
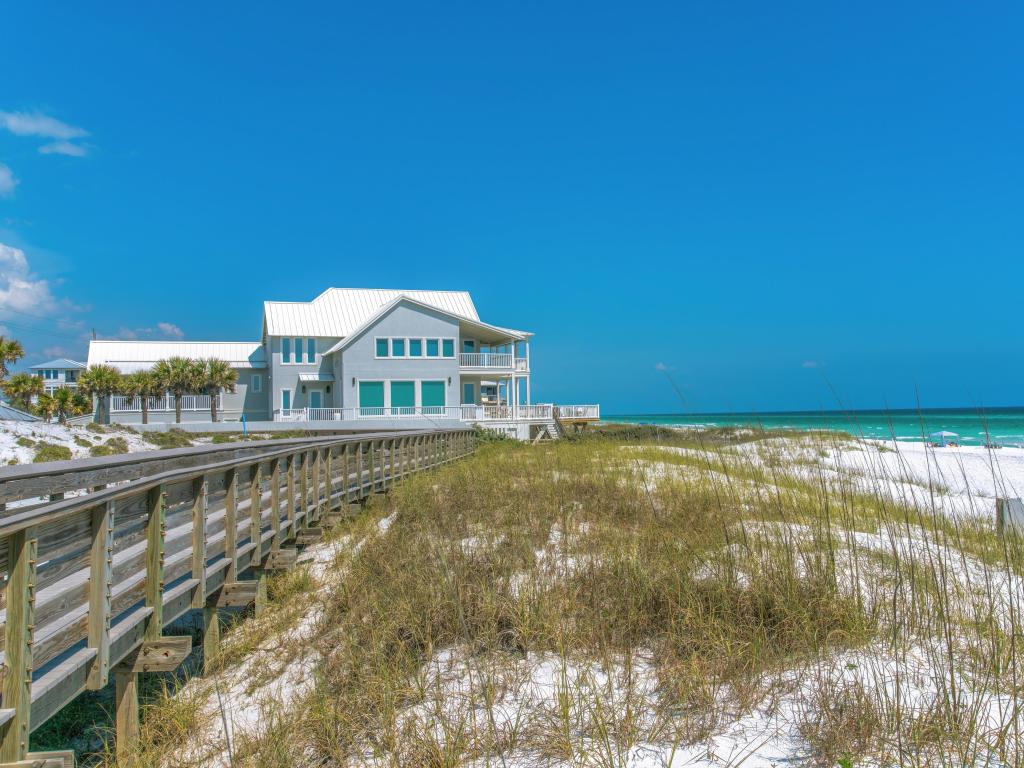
[97,431,1024,767]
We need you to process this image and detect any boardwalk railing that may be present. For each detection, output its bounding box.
[0,428,474,765]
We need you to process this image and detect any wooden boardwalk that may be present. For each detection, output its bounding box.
[0,428,474,766]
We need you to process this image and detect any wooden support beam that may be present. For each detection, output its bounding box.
[190,476,207,609]
[144,485,165,642]
[285,453,296,531]
[86,502,114,690]
[224,468,238,582]
[0,528,38,764]
[0,749,76,768]
[299,451,309,524]
[270,457,281,549]
[113,669,138,761]
[202,607,221,674]
[117,636,192,674]
[215,580,259,608]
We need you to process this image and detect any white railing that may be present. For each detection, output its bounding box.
[270,403,600,423]
[459,352,514,368]
[514,358,529,371]
[111,393,222,413]
[555,404,601,420]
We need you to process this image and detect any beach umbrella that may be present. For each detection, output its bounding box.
[929,430,960,446]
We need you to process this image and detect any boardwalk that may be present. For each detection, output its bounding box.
[0,428,474,765]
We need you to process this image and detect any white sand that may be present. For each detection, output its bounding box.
[0,420,153,465]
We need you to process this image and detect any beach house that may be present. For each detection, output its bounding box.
[30,358,86,396]
[88,288,598,439]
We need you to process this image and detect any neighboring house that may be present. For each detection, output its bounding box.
[30,358,86,395]
[87,288,599,439]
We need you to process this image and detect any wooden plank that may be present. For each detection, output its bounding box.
[215,580,258,608]
[117,636,192,674]
[270,458,281,548]
[295,527,323,547]
[264,548,297,571]
[249,464,263,558]
[144,486,164,642]
[86,502,113,690]
[113,667,138,760]
[223,469,237,582]
[0,528,37,763]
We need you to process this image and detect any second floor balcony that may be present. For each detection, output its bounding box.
[459,352,529,372]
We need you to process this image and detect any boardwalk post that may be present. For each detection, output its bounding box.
[224,468,238,582]
[325,447,334,512]
[286,454,296,531]
[86,502,114,690]
[299,452,309,524]
[251,463,268,616]
[191,477,208,609]
[270,457,281,549]
[357,441,365,496]
[0,528,38,763]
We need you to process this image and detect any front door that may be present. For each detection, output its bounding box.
[309,390,322,409]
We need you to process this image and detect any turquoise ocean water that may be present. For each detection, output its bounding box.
[603,407,1024,447]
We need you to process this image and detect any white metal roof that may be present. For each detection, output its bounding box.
[87,340,267,373]
[298,373,335,382]
[263,288,480,337]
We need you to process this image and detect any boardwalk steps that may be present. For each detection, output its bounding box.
[0,428,475,765]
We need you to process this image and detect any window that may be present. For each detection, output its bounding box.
[376,338,389,357]
[307,338,316,362]
[359,381,385,409]
[442,339,454,358]
[282,338,291,364]
[463,340,475,353]
[281,389,291,410]
[391,338,406,357]
[390,381,415,409]
[421,381,446,408]
[294,338,303,364]
[426,339,439,357]
[409,338,422,357]
[251,375,262,393]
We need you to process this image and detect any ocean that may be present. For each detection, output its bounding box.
[603,407,1024,447]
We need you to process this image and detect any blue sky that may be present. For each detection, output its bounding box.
[1,2,1021,414]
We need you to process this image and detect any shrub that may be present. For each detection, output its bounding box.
[90,437,129,457]
[33,443,72,463]
[143,429,194,449]
[15,436,35,448]
[73,436,93,448]
[85,423,106,434]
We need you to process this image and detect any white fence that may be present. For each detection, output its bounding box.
[111,393,222,413]
[273,403,599,423]
[458,353,529,370]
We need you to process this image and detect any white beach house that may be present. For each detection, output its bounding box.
[30,358,86,395]
[88,288,598,439]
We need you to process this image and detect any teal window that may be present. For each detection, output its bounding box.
[282,338,291,363]
[426,339,439,357]
[281,389,291,410]
[376,338,389,357]
[307,338,316,361]
[294,338,303,364]
[359,381,385,408]
[409,338,422,356]
[252,375,261,393]
[421,381,446,408]
[463,340,475,353]
[390,381,415,408]
[442,339,454,357]
[392,338,405,357]
[463,383,474,404]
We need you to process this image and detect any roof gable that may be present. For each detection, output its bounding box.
[263,288,479,337]
[30,358,86,370]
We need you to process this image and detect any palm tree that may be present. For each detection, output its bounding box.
[199,358,238,423]
[1,372,43,411]
[153,357,201,424]
[52,387,90,424]
[120,370,160,425]
[79,364,123,424]
[0,337,24,380]
[35,392,56,422]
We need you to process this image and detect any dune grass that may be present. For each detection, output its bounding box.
[100,433,1024,767]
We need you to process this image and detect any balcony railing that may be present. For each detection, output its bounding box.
[111,393,222,413]
[272,403,599,423]
[459,353,529,370]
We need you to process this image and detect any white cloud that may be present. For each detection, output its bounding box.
[655,362,674,372]
[801,360,820,369]
[0,242,59,314]
[157,322,184,339]
[0,164,17,197]
[0,111,89,156]
[39,141,87,157]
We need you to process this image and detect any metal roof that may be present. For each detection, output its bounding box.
[29,358,86,370]
[263,288,480,337]
[298,373,335,382]
[0,401,41,422]
[87,340,267,373]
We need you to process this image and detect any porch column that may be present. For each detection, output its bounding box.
[526,375,530,406]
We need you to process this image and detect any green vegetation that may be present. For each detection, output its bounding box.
[32,442,72,463]
[142,429,194,450]
[15,436,35,448]
[90,437,129,457]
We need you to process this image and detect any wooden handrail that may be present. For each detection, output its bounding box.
[0,427,475,764]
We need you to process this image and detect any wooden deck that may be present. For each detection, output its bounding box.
[0,428,474,765]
